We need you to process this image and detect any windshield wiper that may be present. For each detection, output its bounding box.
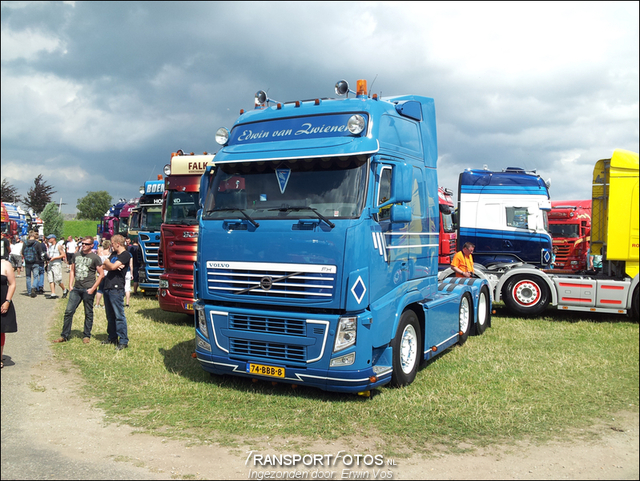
[208,208,260,228]
[269,205,335,229]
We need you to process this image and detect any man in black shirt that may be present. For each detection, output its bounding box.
[101,234,132,350]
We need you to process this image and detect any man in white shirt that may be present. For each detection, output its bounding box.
[45,234,69,299]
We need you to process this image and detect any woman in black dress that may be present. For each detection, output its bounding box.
[1,258,17,368]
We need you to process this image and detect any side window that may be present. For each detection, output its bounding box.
[377,166,392,221]
[506,207,529,229]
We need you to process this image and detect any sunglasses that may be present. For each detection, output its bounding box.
[82,242,93,246]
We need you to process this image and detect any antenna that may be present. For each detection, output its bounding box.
[369,74,378,95]
[146,165,157,181]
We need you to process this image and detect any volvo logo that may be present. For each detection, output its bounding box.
[260,276,273,291]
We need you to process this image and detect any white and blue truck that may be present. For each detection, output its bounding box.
[193,79,492,394]
[456,167,553,268]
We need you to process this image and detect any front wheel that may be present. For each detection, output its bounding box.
[390,310,421,387]
[503,274,550,316]
[632,286,639,322]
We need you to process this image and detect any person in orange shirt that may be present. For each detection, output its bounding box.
[451,242,475,278]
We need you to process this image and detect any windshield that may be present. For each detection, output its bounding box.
[140,206,162,231]
[164,191,199,225]
[203,156,368,221]
[129,211,140,231]
[549,223,580,238]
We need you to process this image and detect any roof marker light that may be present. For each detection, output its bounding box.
[295,101,300,107]
[215,127,230,146]
[315,99,320,105]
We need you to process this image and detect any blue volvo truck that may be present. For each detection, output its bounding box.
[137,178,164,294]
[194,79,492,394]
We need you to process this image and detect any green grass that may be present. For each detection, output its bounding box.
[51,299,639,454]
[63,220,99,240]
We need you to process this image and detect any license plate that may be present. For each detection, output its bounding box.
[247,363,285,378]
[184,303,194,311]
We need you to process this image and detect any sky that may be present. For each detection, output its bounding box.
[1,1,638,215]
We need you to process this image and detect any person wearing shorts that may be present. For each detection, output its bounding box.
[45,234,68,299]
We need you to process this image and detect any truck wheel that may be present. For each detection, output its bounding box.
[632,286,639,322]
[503,274,550,316]
[475,285,491,335]
[390,310,421,387]
[458,293,473,345]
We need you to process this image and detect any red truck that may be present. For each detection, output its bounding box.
[438,187,457,264]
[548,200,591,271]
[158,151,215,314]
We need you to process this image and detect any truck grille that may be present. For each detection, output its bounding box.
[230,339,305,362]
[206,262,336,300]
[230,314,306,336]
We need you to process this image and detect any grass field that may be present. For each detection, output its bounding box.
[63,220,99,240]
[51,297,639,454]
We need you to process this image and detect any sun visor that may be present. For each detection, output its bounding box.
[214,137,379,163]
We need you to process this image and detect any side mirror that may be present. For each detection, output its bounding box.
[393,163,413,204]
[390,204,412,223]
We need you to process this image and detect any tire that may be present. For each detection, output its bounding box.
[390,310,422,387]
[475,285,491,335]
[632,286,639,322]
[503,274,550,316]
[458,293,473,345]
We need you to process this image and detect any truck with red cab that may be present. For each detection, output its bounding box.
[548,200,591,272]
[438,187,457,264]
[158,151,215,314]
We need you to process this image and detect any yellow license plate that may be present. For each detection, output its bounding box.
[248,363,285,378]
[184,303,194,311]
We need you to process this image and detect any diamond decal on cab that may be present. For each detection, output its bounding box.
[351,276,366,304]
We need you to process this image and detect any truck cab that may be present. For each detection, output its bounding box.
[193,80,491,394]
[548,200,591,271]
[136,178,164,294]
[457,167,553,267]
[438,187,457,265]
[158,151,215,314]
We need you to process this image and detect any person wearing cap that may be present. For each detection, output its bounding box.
[45,234,68,299]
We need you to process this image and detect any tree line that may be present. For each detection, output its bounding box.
[2,176,113,220]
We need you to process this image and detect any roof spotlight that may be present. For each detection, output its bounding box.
[255,90,280,109]
[335,79,356,97]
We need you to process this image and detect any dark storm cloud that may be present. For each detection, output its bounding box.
[1,2,638,213]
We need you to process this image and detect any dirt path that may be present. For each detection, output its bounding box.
[2,273,638,480]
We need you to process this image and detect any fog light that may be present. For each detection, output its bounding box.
[330,352,355,367]
[196,337,211,352]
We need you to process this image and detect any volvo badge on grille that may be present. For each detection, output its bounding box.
[260,276,273,290]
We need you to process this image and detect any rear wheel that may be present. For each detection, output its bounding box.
[458,293,473,345]
[475,285,491,335]
[503,274,550,316]
[391,310,421,387]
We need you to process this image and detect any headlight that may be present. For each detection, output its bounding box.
[163,164,171,176]
[334,316,357,352]
[195,304,208,337]
[215,127,229,145]
[159,279,169,289]
[347,114,365,135]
